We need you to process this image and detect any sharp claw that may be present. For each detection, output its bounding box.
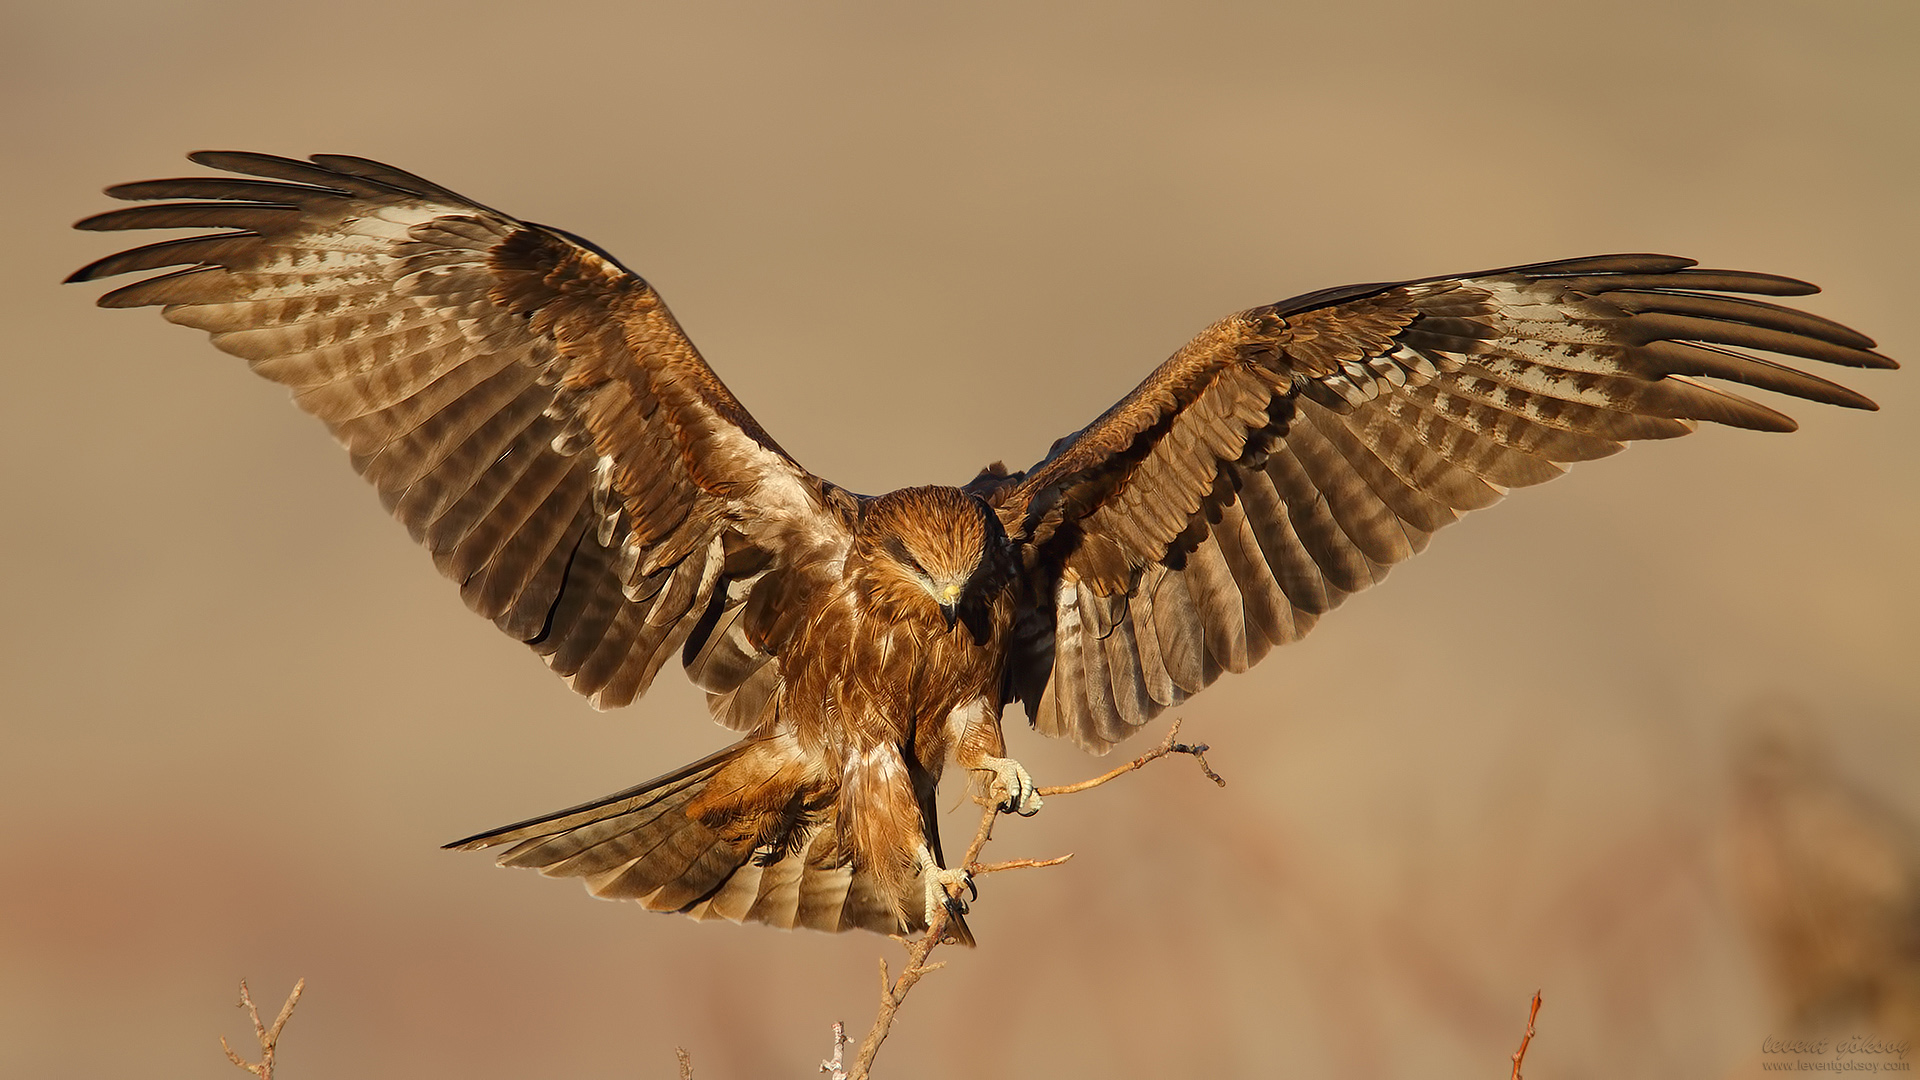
[923,862,974,930]
[1011,771,1040,816]
[980,755,1042,817]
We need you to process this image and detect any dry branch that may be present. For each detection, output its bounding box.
[820,1020,850,1079]
[969,854,1073,875]
[1035,718,1225,797]
[1510,990,1543,1080]
[847,718,1223,1078]
[219,978,305,1080]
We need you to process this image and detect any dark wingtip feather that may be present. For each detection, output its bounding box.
[91,265,220,308]
[1720,403,1800,433]
[1521,253,1698,276]
[309,153,482,206]
[183,150,402,196]
[104,176,347,202]
[186,149,299,171]
[72,207,131,232]
[1698,388,1801,432]
[65,233,258,283]
[72,202,302,233]
[1638,341,1886,411]
[1684,268,1820,297]
[1844,349,1898,371]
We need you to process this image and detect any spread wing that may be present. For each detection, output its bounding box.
[992,254,1893,752]
[70,152,852,716]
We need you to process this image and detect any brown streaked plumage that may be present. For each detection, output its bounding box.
[69,152,1896,942]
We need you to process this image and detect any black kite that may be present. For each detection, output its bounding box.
[69,153,1895,943]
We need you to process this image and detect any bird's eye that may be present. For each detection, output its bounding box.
[884,537,926,577]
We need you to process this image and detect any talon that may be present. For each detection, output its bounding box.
[923,864,973,930]
[977,755,1043,817]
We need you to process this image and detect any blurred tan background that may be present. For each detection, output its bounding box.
[4,1,1917,1077]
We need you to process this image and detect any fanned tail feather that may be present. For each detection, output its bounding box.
[445,740,953,938]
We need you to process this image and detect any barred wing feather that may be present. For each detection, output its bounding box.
[70,152,850,715]
[997,254,1892,752]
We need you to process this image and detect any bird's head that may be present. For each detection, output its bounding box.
[856,486,1002,631]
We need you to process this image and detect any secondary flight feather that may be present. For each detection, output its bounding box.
[69,152,1895,942]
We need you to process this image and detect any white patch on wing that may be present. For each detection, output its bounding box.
[715,436,850,566]
[616,535,645,583]
[748,463,822,524]
[1474,280,1621,344]
[365,201,463,232]
[1311,339,1465,410]
[592,454,618,545]
[1473,352,1629,408]
[246,247,376,276]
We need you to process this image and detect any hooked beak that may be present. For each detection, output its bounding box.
[937,583,962,629]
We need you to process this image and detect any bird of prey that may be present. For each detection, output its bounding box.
[70,152,1893,944]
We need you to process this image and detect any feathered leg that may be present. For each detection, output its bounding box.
[949,698,1042,816]
[839,740,977,945]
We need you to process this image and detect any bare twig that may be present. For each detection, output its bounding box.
[847,718,1221,1078]
[970,854,1073,875]
[1510,990,1543,1080]
[219,978,305,1080]
[820,1020,849,1079]
[850,943,947,1079]
[1036,718,1226,797]
[675,1045,694,1079]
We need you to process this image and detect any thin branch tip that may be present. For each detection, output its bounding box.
[1038,716,1226,797]
[820,1021,849,1079]
[1171,741,1226,786]
[970,853,1074,875]
[220,978,305,1080]
[1510,990,1544,1080]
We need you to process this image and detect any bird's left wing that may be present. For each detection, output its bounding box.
[70,152,853,714]
[990,255,1893,753]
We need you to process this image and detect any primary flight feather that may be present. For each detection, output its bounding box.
[69,151,1895,942]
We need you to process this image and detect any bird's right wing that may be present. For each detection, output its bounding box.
[70,152,853,715]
